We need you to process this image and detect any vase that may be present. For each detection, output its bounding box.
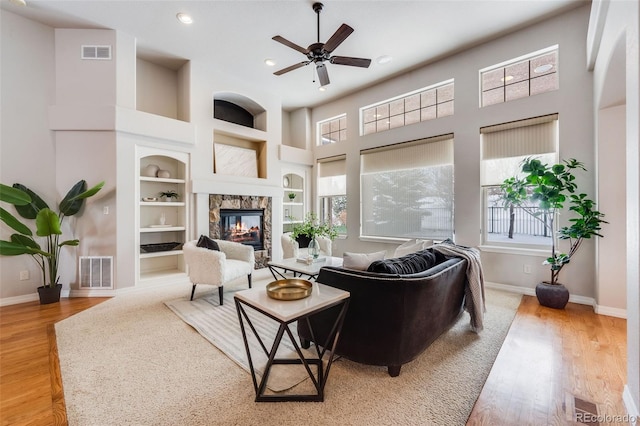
[308,237,320,258]
[143,164,159,177]
[37,284,62,305]
[535,281,569,309]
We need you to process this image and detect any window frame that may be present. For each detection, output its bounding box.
[359,79,454,136]
[317,114,347,146]
[479,45,559,108]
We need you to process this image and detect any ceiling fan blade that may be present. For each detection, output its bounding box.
[323,24,354,53]
[316,63,330,86]
[273,61,310,76]
[330,56,372,68]
[272,35,309,54]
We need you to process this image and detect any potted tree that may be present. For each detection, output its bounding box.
[0,180,104,304]
[501,158,606,309]
[291,212,338,258]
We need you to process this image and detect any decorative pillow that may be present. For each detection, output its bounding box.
[196,235,220,251]
[343,251,386,271]
[393,239,434,257]
[367,250,438,274]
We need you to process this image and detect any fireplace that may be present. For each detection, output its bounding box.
[220,209,264,250]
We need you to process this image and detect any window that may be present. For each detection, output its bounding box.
[318,156,347,235]
[361,80,454,135]
[360,135,454,240]
[481,114,559,247]
[318,115,346,145]
[480,46,558,107]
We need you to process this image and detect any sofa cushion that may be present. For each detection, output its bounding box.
[196,234,220,251]
[367,250,438,274]
[394,239,434,257]
[343,251,386,271]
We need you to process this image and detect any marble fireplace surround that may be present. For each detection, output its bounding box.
[208,194,271,269]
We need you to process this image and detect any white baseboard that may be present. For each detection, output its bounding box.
[0,293,39,306]
[69,289,118,297]
[623,385,639,425]
[596,304,627,319]
[485,281,596,307]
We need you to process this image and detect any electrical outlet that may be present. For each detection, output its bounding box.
[19,270,29,281]
[103,206,109,215]
[523,264,532,274]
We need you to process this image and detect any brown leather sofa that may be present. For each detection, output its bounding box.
[298,250,468,377]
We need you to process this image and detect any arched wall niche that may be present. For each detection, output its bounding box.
[213,92,267,131]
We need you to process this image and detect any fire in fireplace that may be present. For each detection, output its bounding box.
[219,209,264,250]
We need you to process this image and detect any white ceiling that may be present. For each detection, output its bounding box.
[1,0,587,111]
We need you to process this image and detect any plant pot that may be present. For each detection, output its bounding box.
[37,284,62,305]
[535,282,569,309]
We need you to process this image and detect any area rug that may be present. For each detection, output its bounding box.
[165,290,316,392]
[55,268,522,426]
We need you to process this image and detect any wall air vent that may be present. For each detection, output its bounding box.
[81,45,112,60]
[79,256,113,289]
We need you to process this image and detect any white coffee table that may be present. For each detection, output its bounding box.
[267,256,343,281]
[234,282,349,402]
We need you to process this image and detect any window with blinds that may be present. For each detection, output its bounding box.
[360,135,454,240]
[480,114,558,247]
[318,156,347,234]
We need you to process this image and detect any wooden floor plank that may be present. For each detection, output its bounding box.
[0,294,627,425]
[0,297,108,426]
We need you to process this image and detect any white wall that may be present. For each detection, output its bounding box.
[310,5,597,298]
[597,104,626,316]
[0,11,56,302]
[591,0,640,416]
[136,58,178,119]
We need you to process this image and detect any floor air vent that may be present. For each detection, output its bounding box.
[79,256,113,289]
[81,45,112,60]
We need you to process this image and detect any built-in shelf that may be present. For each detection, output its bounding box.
[137,149,189,284]
[140,250,183,259]
[282,172,305,232]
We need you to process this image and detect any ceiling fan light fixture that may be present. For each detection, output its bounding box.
[376,55,392,65]
[264,59,276,67]
[176,13,193,25]
[9,0,27,6]
[319,86,327,92]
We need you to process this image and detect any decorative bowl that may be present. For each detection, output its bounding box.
[266,279,312,301]
[140,242,182,253]
[142,197,158,202]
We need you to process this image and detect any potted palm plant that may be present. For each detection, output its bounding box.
[0,180,104,304]
[501,158,606,309]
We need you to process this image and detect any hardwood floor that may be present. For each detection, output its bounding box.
[0,294,627,425]
[468,295,627,425]
[0,297,109,426]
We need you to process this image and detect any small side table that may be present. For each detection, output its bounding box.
[234,283,349,402]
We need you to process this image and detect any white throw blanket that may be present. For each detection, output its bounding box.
[433,241,486,332]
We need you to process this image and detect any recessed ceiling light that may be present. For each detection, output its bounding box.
[376,55,393,65]
[264,59,276,67]
[176,13,193,24]
[534,64,553,73]
[501,75,514,82]
[9,0,27,6]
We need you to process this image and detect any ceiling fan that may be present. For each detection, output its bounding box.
[272,2,371,87]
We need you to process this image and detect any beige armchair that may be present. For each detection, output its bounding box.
[281,232,332,259]
[183,239,254,305]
